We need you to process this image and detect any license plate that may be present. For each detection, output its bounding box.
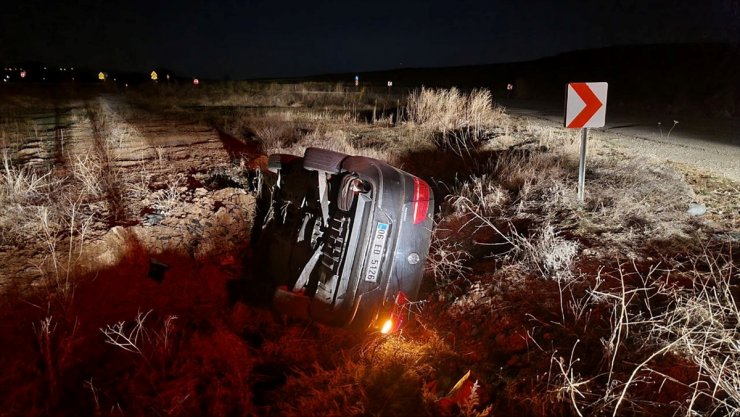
[365,222,389,282]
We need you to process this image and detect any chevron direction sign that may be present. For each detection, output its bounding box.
[564,82,608,128]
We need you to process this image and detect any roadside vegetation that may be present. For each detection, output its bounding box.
[0,82,737,416]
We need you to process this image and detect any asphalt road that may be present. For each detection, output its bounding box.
[499,99,740,181]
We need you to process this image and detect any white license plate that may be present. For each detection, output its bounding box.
[364,222,389,282]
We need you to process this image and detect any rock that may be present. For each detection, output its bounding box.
[687,203,706,216]
[145,213,165,225]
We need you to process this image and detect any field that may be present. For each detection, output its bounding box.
[0,82,738,417]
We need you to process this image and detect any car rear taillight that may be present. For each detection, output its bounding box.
[380,291,409,334]
[380,318,394,334]
[412,177,431,225]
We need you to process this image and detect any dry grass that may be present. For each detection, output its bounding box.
[407,87,501,134]
[651,249,740,415]
[537,248,740,416]
[426,230,473,286]
[1,150,52,205]
[269,126,390,162]
[274,332,467,417]
[72,155,104,199]
[126,81,400,117]
[427,112,737,415]
[150,175,184,216]
[513,223,579,281]
[584,158,696,228]
[406,87,507,153]
[445,174,511,217]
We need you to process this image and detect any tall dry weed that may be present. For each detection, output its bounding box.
[407,87,505,152]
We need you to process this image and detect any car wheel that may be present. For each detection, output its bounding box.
[303,147,347,173]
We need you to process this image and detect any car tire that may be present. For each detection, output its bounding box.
[303,147,347,173]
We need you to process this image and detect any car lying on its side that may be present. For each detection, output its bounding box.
[251,147,434,332]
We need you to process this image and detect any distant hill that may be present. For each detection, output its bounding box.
[305,43,740,118]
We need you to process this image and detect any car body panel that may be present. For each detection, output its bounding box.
[253,148,434,330]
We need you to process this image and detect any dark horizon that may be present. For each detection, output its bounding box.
[4,40,740,84]
[2,0,739,80]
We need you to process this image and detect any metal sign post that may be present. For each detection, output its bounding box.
[564,82,608,203]
[577,128,588,202]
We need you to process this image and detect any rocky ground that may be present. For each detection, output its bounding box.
[0,96,261,290]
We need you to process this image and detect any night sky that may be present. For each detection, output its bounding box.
[1,0,739,79]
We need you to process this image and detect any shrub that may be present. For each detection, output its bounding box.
[406,87,505,152]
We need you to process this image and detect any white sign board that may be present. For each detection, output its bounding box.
[565,82,608,128]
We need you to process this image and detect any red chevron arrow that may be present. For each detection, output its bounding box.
[567,83,603,128]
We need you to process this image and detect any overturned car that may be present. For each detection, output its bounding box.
[252,147,434,332]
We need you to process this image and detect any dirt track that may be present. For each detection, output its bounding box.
[0,97,258,290]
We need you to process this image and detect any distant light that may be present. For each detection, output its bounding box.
[98,72,106,81]
[72,77,75,81]
[43,67,47,70]
[125,83,128,88]
[387,81,393,87]
[42,77,45,81]
[380,318,393,334]
[71,67,74,71]
[113,78,116,81]
[193,78,199,85]
[150,70,158,81]
[59,67,63,71]
[19,70,26,79]
[166,74,170,81]
[2,79,6,83]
